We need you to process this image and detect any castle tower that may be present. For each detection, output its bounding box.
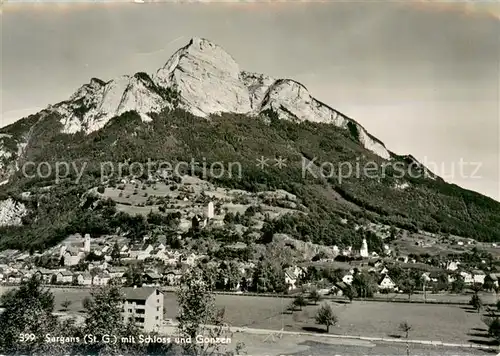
[60,245,67,258]
[360,238,369,258]
[206,201,214,220]
[84,233,91,253]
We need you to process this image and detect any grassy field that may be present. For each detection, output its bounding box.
[1,286,495,347]
[229,333,494,356]
[370,291,499,305]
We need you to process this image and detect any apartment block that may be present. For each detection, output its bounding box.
[121,287,163,332]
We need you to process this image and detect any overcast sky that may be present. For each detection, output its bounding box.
[1,2,499,200]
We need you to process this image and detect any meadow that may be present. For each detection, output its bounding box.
[1,286,493,347]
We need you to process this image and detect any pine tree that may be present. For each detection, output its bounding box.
[315,303,338,333]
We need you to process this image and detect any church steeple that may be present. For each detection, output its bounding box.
[84,233,91,253]
[360,238,369,258]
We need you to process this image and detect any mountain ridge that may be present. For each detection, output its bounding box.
[0,37,393,168]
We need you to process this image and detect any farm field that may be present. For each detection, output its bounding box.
[0,286,495,348]
[369,291,499,305]
[229,333,493,356]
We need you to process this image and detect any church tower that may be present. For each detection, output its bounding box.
[83,233,91,253]
[360,238,369,258]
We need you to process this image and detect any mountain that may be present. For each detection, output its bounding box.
[0,37,499,250]
[0,37,391,181]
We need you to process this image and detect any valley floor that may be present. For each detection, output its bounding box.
[2,286,497,353]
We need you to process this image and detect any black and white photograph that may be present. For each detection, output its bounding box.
[0,1,499,355]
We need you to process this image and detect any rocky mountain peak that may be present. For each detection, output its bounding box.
[10,37,392,159]
[154,37,251,117]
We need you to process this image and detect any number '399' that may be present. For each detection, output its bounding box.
[19,333,36,342]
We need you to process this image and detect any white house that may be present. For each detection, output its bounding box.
[93,273,111,286]
[378,274,397,291]
[136,245,154,261]
[423,271,443,284]
[284,270,298,290]
[164,270,183,286]
[119,244,130,256]
[63,247,85,266]
[342,272,354,285]
[181,253,198,266]
[151,248,169,261]
[56,271,74,284]
[106,266,128,279]
[7,272,22,284]
[35,268,57,283]
[165,251,182,265]
[342,246,352,256]
[460,271,474,285]
[156,243,166,252]
[286,266,305,280]
[472,270,486,285]
[76,272,93,286]
[446,261,460,271]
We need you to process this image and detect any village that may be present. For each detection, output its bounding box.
[0,174,497,295]
[0,200,497,298]
[1,176,500,354]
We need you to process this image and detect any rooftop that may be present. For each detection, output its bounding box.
[122,287,159,301]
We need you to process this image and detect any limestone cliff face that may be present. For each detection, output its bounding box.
[19,37,391,160]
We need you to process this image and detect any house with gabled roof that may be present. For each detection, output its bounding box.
[143,271,162,286]
[93,273,111,286]
[151,247,169,261]
[284,270,298,290]
[472,270,486,285]
[6,272,22,284]
[34,268,57,283]
[331,281,349,296]
[106,266,128,278]
[63,246,85,266]
[56,270,74,284]
[460,271,474,285]
[378,274,397,291]
[76,272,93,286]
[164,269,183,286]
[446,261,460,271]
[342,271,354,285]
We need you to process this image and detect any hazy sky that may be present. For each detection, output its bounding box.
[1,2,499,200]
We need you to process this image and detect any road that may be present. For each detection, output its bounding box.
[160,323,497,356]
